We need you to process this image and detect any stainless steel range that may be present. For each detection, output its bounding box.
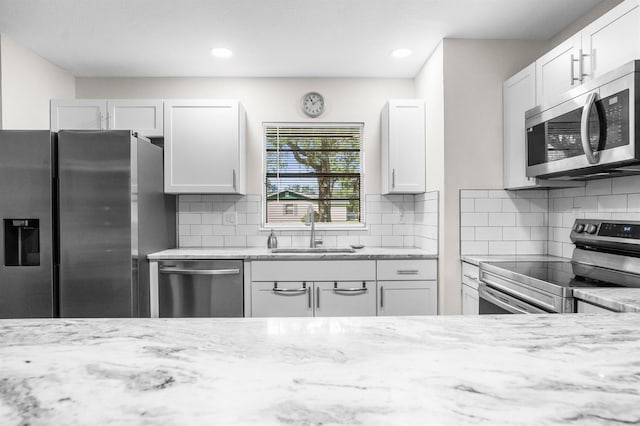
[479,219,640,314]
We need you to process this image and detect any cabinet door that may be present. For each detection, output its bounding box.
[164,100,245,194]
[503,64,538,189]
[50,99,107,131]
[251,281,313,317]
[315,281,376,317]
[461,283,479,315]
[581,0,640,81]
[108,100,164,137]
[381,100,425,194]
[535,34,582,105]
[377,281,437,316]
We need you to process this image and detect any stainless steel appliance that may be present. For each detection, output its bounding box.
[0,130,176,318]
[525,60,640,180]
[158,260,244,317]
[479,219,640,314]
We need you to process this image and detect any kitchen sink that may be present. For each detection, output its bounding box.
[270,247,356,254]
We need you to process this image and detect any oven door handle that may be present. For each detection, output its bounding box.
[580,91,600,165]
[479,284,549,314]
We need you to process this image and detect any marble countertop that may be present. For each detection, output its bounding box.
[574,288,640,312]
[148,247,437,261]
[461,254,568,266]
[2,314,640,425]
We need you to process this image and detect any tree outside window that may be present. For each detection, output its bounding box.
[265,124,362,225]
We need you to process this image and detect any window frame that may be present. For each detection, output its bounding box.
[262,122,366,230]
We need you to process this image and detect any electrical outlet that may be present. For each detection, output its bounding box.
[223,212,236,225]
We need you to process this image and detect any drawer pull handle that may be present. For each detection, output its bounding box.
[397,269,419,275]
[272,282,308,293]
[463,274,478,281]
[333,281,368,293]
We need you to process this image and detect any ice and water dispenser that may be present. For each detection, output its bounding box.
[3,219,40,266]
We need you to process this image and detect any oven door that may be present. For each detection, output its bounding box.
[526,70,635,179]
[478,283,552,314]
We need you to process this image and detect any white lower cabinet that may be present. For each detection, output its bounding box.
[377,281,437,316]
[316,281,377,317]
[251,280,376,317]
[376,259,438,316]
[251,281,313,317]
[461,261,480,315]
[249,259,438,317]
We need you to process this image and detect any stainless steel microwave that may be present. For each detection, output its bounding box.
[525,60,640,180]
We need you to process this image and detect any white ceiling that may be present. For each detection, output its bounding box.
[0,0,605,78]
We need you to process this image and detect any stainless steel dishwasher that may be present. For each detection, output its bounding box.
[158,260,244,317]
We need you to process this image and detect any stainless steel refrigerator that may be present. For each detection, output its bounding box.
[0,130,176,318]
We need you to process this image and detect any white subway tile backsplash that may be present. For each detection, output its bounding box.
[190,225,213,235]
[475,198,503,212]
[460,198,475,213]
[628,194,640,211]
[461,212,489,227]
[502,198,530,213]
[174,192,439,252]
[489,241,516,255]
[503,227,530,241]
[611,175,640,195]
[475,227,502,241]
[516,213,545,227]
[586,179,612,196]
[573,196,597,211]
[488,212,516,227]
[179,213,202,225]
[597,195,627,212]
[461,241,489,255]
[461,190,488,198]
[516,241,546,255]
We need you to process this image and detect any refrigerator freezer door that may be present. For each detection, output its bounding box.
[58,130,134,317]
[0,131,55,318]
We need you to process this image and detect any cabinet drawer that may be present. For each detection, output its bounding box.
[461,262,480,290]
[377,259,436,281]
[251,260,376,281]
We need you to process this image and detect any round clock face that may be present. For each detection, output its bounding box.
[301,92,325,117]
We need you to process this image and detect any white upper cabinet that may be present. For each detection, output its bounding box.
[51,99,163,137]
[50,99,107,131]
[381,100,426,194]
[581,0,640,81]
[535,35,581,105]
[107,100,163,137]
[163,100,246,194]
[535,0,640,105]
[503,63,538,189]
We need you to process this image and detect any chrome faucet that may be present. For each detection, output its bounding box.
[305,204,321,248]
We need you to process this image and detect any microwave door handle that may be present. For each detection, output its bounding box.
[580,92,600,165]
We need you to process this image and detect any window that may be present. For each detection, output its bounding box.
[264,123,363,226]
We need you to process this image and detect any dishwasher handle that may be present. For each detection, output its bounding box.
[159,267,241,276]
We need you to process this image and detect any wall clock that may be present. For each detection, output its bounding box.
[301,92,325,118]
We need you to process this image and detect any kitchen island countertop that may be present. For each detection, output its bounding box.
[1,314,639,425]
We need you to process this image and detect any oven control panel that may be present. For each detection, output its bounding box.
[572,219,640,245]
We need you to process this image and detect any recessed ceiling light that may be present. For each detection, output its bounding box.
[390,48,412,59]
[211,47,233,58]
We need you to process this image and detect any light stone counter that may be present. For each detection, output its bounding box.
[574,288,640,312]
[1,314,640,425]
[148,247,437,261]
